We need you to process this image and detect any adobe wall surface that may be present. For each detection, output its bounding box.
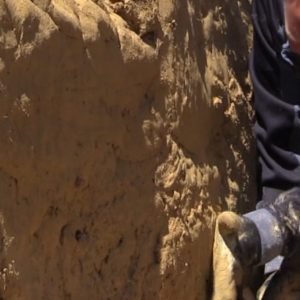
[0,0,255,299]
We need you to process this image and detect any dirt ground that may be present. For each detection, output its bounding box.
[0,0,255,299]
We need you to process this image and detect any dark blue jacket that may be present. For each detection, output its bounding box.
[251,0,300,203]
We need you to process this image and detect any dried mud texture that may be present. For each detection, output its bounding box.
[0,0,255,299]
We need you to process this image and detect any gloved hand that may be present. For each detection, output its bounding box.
[263,188,300,257]
[213,213,257,300]
[218,188,300,269]
[217,212,262,267]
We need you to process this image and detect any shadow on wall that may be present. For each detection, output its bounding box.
[170,0,255,214]
[156,0,256,299]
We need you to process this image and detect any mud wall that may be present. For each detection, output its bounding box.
[0,0,255,299]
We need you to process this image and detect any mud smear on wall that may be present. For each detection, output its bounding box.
[0,0,254,299]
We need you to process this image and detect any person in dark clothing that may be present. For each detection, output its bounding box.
[252,0,300,199]
[218,0,300,274]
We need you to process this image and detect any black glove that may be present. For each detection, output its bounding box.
[263,187,300,256]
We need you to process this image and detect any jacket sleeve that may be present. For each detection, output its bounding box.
[251,0,300,203]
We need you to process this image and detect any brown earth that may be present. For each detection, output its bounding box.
[0,0,255,299]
